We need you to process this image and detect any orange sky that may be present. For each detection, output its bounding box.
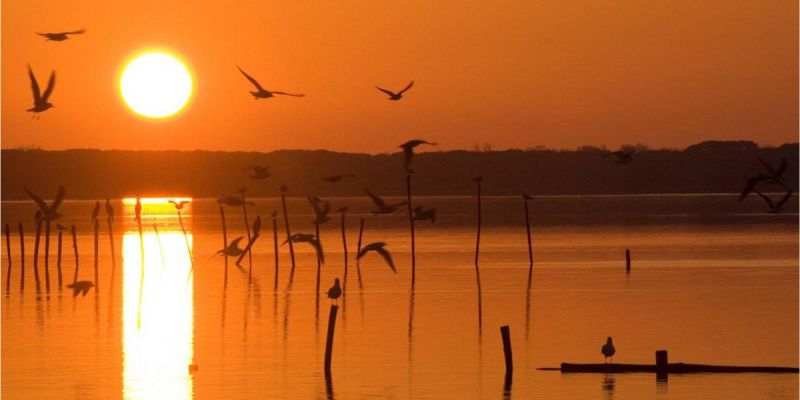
[2,0,797,153]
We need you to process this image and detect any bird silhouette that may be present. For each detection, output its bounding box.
[411,205,436,223]
[105,198,114,221]
[322,174,355,183]
[217,196,254,207]
[308,195,331,225]
[56,224,66,231]
[473,176,483,183]
[25,186,65,221]
[168,200,190,210]
[91,200,100,221]
[601,337,616,364]
[740,158,790,201]
[216,237,246,257]
[36,29,85,41]
[364,189,406,215]
[327,278,342,304]
[243,165,271,179]
[759,157,788,184]
[67,281,94,297]
[604,150,634,164]
[134,197,142,222]
[753,190,793,213]
[356,242,396,273]
[237,66,304,99]
[252,215,262,237]
[27,65,56,117]
[283,233,324,263]
[522,193,534,200]
[399,139,437,172]
[375,81,414,100]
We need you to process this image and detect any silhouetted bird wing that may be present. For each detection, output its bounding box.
[50,186,65,212]
[61,29,85,35]
[374,245,396,273]
[24,188,49,213]
[775,190,793,209]
[397,81,414,95]
[375,86,396,97]
[229,236,245,249]
[28,65,42,103]
[739,174,767,201]
[754,191,775,210]
[41,71,56,102]
[237,66,265,91]
[364,189,387,208]
[270,91,305,97]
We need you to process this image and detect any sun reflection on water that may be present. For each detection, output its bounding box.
[122,198,194,400]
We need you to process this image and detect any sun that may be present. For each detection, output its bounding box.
[119,50,193,119]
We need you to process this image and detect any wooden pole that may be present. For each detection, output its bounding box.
[356,218,364,285]
[241,193,254,274]
[93,218,100,290]
[18,223,25,291]
[656,350,668,381]
[106,215,116,289]
[5,224,12,293]
[70,225,79,284]
[56,228,63,288]
[524,200,533,283]
[406,174,416,290]
[32,220,42,290]
[501,325,513,391]
[44,220,51,291]
[315,222,322,297]
[474,178,482,289]
[137,213,145,329]
[340,212,348,293]
[280,188,297,275]
[324,304,340,376]
[219,205,228,285]
[272,214,279,290]
[626,249,631,273]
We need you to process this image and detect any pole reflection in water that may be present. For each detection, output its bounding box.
[122,198,194,400]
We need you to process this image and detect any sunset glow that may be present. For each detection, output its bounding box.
[120,51,193,119]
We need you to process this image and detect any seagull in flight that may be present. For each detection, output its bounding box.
[244,165,271,179]
[604,149,635,164]
[308,195,331,225]
[356,242,396,273]
[322,174,355,183]
[216,237,246,257]
[67,281,95,297]
[399,139,437,172]
[237,66,304,99]
[283,233,324,263]
[25,186,65,222]
[36,29,85,41]
[327,278,342,304]
[375,81,414,101]
[364,189,406,215]
[169,200,190,210]
[601,337,616,364]
[739,158,790,201]
[753,190,793,214]
[27,65,56,117]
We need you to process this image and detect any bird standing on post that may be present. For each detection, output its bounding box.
[601,337,616,365]
[327,278,342,304]
[399,139,437,173]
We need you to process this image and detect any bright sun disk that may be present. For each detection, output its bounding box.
[120,51,193,119]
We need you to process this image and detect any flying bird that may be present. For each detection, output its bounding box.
[322,174,355,183]
[601,337,616,364]
[168,200,190,210]
[244,165,271,179]
[375,81,414,101]
[25,186,65,221]
[604,150,635,164]
[740,158,790,201]
[753,190,793,214]
[308,195,331,225]
[216,237,246,257]
[327,278,342,304]
[217,196,254,207]
[759,157,788,184]
[411,206,436,223]
[105,198,114,221]
[67,281,95,297]
[283,233,324,263]
[36,29,85,41]
[364,189,406,215]
[27,65,56,117]
[91,201,101,221]
[356,242,396,273]
[399,139,437,172]
[237,66,305,99]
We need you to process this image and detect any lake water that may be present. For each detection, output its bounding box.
[2,194,798,399]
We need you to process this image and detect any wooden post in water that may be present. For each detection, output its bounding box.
[355,218,365,284]
[315,221,322,297]
[93,218,100,290]
[56,226,63,288]
[5,224,12,293]
[626,249,631,273]
[44,220,51,291]
[219,205,229,284]
[280,186,297,275]
[406,173,416,291]
[474,177,483,289]
[71,225,79,284]
[501,325,513,390]
[240,191,254,274]
[272,212,279,290]
[656,350,668,381]
[340,210,348,293]
[18,223,25,291]
[523,197,533,284]
[324,304,340,376]
[106,200,117,290]
[32,220,42,290]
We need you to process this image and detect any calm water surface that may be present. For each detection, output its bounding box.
[2,195,798,399]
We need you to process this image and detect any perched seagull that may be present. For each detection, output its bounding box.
[601,337,616,364]
[327,278,342,304]
[91,201,101,221]
[375,81,414,101]
[216,237,246,257]
[364,189,406,215]
[105,198,114,221]
[473,176,483,183]
[36,29,85,41]
[25,186,65,221]
[252,215,262,237]
[169,200,190,210]
[217,196,254,207]
[280,184,288,193]
[399,139,437,172]
[338,206,348,214]
[67,281,95,297]
[283,233,324,263]
[522,193,534,200]
[322,174,355,183]
[134,197,142,222]
[308,195,331,225]
[754,190,793,214]
[356,242,396,273]
[237,66,304,99]
[27,65,56,117]
[56,224,66,231]
[604,150,635,164]
[244,165,271,179]
[411,205,436,223]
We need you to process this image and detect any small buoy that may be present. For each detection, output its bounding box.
[188,364,199,374]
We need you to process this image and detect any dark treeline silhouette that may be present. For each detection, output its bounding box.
[2,140,796,200]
